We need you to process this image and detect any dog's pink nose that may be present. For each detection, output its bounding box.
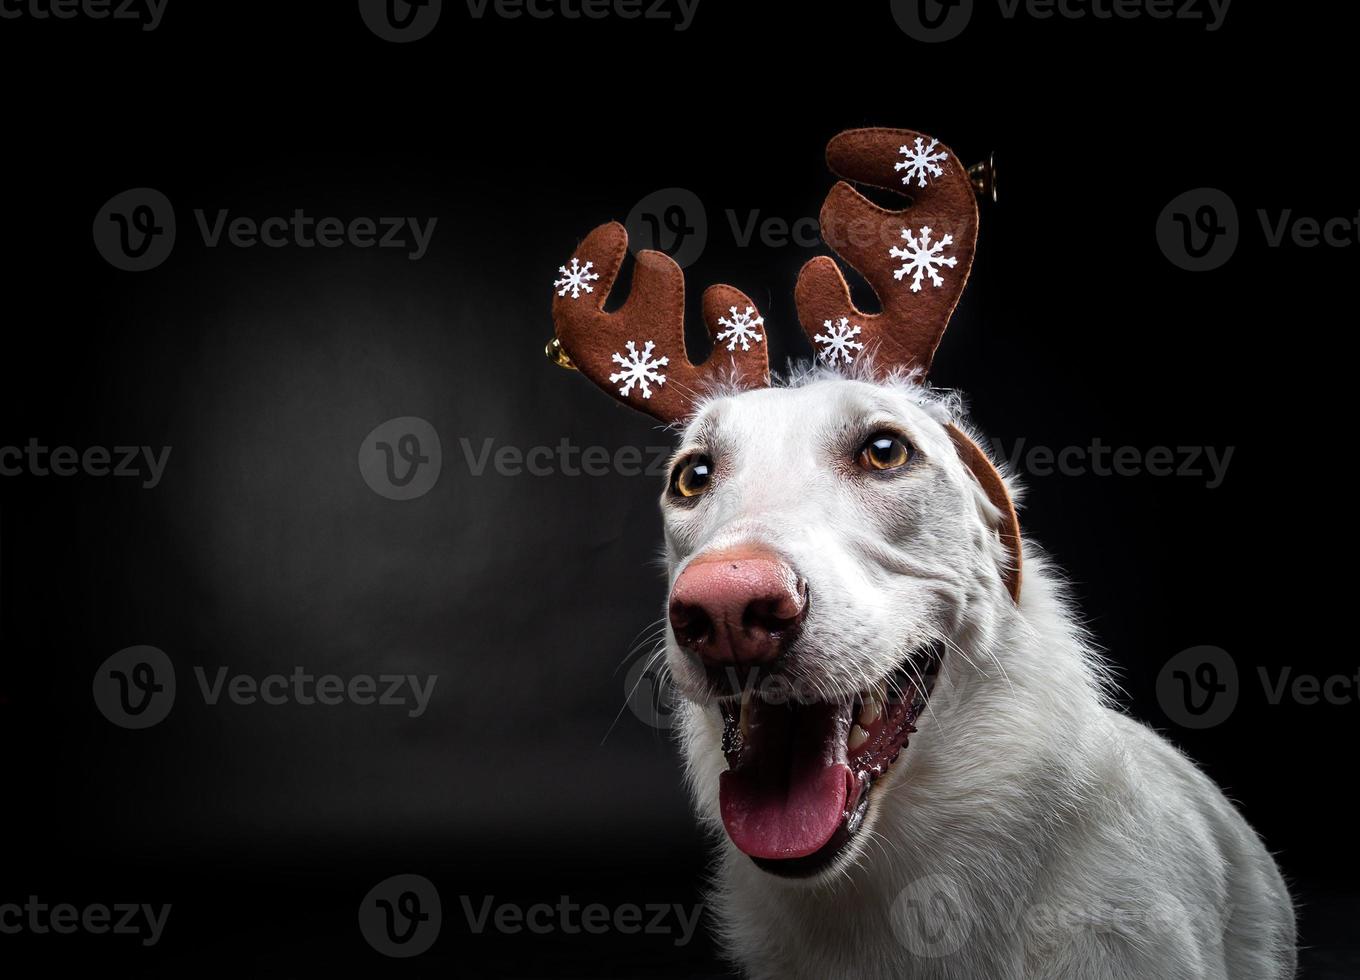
[669,547,807,666]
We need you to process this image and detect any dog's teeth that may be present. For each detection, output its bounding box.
[848,724,869,751]
[858,693,882,727]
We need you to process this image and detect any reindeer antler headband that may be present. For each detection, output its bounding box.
[546,128,1021,600]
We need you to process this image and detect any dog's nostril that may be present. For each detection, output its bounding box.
[743,596,801,634]
[669,601,714,648]
[743,579,808,634]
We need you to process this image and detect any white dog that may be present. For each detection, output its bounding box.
[657,367,1296,980]
[546,126,1296,979]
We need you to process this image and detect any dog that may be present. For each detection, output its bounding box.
[661,365,1296,979]
[548,127,1296,978]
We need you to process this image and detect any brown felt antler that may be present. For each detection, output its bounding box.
[796,129,979,373]
[550,221,770,423]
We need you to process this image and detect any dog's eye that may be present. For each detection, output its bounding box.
[857,432,913,472]
[671,454,714,498]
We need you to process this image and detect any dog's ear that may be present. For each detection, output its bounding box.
[946,424,1022,603]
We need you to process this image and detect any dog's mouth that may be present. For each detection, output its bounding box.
[715,642,944,878]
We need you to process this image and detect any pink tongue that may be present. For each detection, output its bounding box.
[718,701,854,861]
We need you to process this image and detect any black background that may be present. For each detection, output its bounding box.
[1,1,1355,976]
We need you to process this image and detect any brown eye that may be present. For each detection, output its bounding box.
[671,454,714,498]
[857,433,912,472]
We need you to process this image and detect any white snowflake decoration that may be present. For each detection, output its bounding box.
[889,226,957,292]
[714,306,765,352]
[813,318,865,365]
[609,340,669,400]
[554,257,600,300]
[894,137,947,189]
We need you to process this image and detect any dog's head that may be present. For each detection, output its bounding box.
[548,128,1022,880]
[659,369,1021,878]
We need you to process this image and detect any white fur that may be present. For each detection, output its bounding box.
[654,369,1295,979]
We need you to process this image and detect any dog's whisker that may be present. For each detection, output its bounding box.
[601,640,673,746]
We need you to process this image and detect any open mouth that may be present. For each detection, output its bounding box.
[715,642,944,878]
